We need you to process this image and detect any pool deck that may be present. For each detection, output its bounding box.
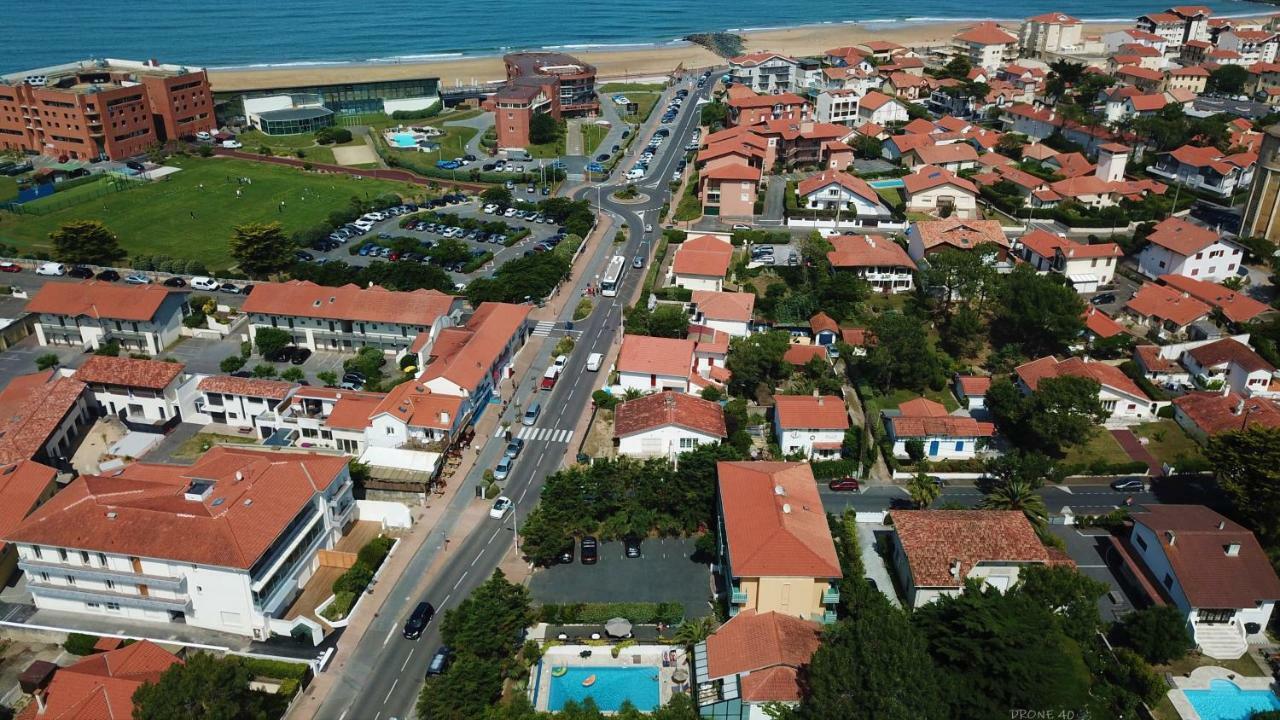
[1166,665,1280,720]
[531,644,687,714]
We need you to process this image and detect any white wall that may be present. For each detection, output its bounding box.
[617,426,721,458]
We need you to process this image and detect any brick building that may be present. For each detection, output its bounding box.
[488,52,598,148]
[0,59,215,161]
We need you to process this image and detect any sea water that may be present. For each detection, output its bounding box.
[0,0,1269,74]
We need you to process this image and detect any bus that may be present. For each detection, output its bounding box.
[600,255,626,297]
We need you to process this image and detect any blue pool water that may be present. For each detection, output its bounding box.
[390,133,419,149]
[547,666,660,712]
[868,178,905,189]
[1184,679,1280,720]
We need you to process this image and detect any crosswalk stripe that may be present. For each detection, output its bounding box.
[517,427,531,440]
[493,425,504,437]
[557,429,571,443]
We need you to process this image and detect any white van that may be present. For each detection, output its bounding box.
[191,276,220,291]
[625,168,644,181]
[35,262,65,276]
[585,352,603,372]
[221,139,242,149]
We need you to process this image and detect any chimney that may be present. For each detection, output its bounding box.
[234,471,243,482]
[814,391,822,401]
[949,559,962,577]
[781,503,792,514]
[1232,396,1246,415]
[1166,530,1176,545]
[1226,542,1241,557]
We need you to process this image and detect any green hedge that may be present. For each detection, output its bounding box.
[63,633,100,656]
[810,459,860,479]
[654,286,692,302]
[1059,459,1149,477]
[241,657,309,680]
[462,251,495,273]
[536,602,685,625]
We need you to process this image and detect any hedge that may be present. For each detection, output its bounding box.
[63,633,100,656]
[357,534,395,569]
[241,657,309,680]
[462,251,495,274]
[1119,360,1171,401]
[1059,459,1149,477]
[654,286,692,302]
[536,602,685,625]
[810,459,860,479]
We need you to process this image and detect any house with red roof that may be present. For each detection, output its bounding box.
[856,91,909,126]
[726,90,810,127]
[0,370,93,469]
[670,235,734,292]
[951,22,1020,70]
[727,52,802,93]
[25,281,189,356]
[795,169,891,222]
[906,218,1010,263]
[616,335,696,394]
[6,447,354,640]
[1158,274,1272,324]
[74,355,192,430]
[1136,216,1245,282]
[902,165,979,219]
[415,301,531,404]
[881,398,995,460]
[693,610,822,718]
[690,290,756,338]
[614,391,727,458]
[825,234,917,293]
[1173,392,1280,442]
[0,461,57,587]
[1147,144,1257,198]
[890,510,1064,607]
[773,395,850,459]
[255,385,386,456]
[716,461,842,622]
[700,162,761,219]
[16,640,181,720]
[952,374,992,411]
[1125,282,1214,339]
[1015,355,1161,424]
[1016,229,1122,292]
[367,381,465,448]
[1125,505,1280,658]
[242,280,463,355]
[1180,338,1278,397]
[194,375,296,430]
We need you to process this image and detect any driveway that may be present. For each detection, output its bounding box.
[0,335,84,385]
[442,112,494,160]
[529,537,713,619]
[1046,524,1135,623]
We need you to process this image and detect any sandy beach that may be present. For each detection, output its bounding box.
[208,19,1134,92]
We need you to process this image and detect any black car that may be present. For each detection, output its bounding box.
[402,601,436,639]
[596,153,609,162]
[426,646,453,676]
[230,370,254,378]
[557,543,575,564]
[163,276,187,287]
[1090,292,1117,306]
[482,163,496,171]
[125,160,146,172]
[581,536,598,565]
[295,250,315,262]
[290,347,312,365]
[67,266,94,279]
[623,536,642,559]
[1111,478,1146,492]
[96,269,121,281]
[342,371,366,385]
[265,346,296,363]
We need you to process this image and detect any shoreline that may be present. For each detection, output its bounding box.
[207,13,1276,92]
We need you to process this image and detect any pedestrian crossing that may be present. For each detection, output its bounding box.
[508,426,576,443]
[532,321,556,337]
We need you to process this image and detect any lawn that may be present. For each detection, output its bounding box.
[620,92,661,124]
[599,82,665,93]
[0,156,422,271]
[1062,428,1133,468]
[1130,420,1206,469]
[582,123,610,156]
[170,432,259,460]
[235,128,368,166]
[0,176,16,203]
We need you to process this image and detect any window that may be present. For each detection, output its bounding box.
[1136,533,1148,551]
[57,549,67,561]
[33,546,42,560]
[66,576,75,586]
[79,551,89,563]
[106,579,115,590]
[679,437,698,449]
[86,601,100,609]
[105,602,120,611]
[1163,574,1174,590]
[39,572,49,583]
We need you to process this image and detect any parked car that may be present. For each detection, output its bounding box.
[219,283,242,294]
[0,262,21,273]
[402,601,436,639]
[290,347,312,365]
[494,455,515,481]
[1110,478,1146,492]
[490,496,514,519]
[163,276,187,287]
[557,543,575,564]
[35,262,65,276]
[95,269,120,281]
[68,266,94,279]
[1090,292,1117,306]
[505,438,524,458]
[623,536,642,559]
[580,536,598,565]
[124,273,151,284]
[191,276,220,291]
[426,646,453,676]
[828,478,861,492]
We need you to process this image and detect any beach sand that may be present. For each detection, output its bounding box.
[207,19,1132,92]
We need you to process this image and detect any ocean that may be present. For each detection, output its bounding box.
[0,0,1270,73]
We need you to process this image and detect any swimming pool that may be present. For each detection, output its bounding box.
[547,666,660,712]
[868,178,905,189]
[390,132,419,148]
[1184,679,1280,720]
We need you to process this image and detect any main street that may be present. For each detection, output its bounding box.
[314,72,715,720]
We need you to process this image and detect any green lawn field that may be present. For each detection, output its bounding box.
[0,156,421,271]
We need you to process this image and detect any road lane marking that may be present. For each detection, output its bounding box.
[401,653,413,671]
[519,486,528,502]
[384,679,398,704]
[471,552,481,567]
[339,710,349,720]
[381,625,396,647]
[442,593,452,606]
[453,571,468,590]
[490,527,502,543]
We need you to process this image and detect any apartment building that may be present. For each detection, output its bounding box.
[1218,30,1279,64]
[0,371,93,469]
[255,386,382,455]
[73,355,194,430]
[825,234,917,293]
[6,447,355,640]
[952,23,1020,70]
[25,281,189,356]
[193,376,295,430]
[727,53,801,93]
[0,59,214,160]
[243,280,462,354]
[1136,216,1245,281]
[1020,12,1085,57]
[489,52,597,147]
[413,301,532,407]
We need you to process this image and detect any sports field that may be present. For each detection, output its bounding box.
[0,157,421,271]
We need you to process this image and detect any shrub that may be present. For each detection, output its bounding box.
[333,563,374,595]
[63,633,100,656]
[357,535,395,569]
[592,389,618,410]
[35,353,59,371]
[252,363,277,378]
[240,657,309,680]
[809,459,860,479]
[219,356,246,373]
[321,591,356,621]
[536,602,684,625]
[1110,605,1194,664]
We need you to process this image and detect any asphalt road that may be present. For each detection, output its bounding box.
[314,74,714,720]
[816,482,1158,515]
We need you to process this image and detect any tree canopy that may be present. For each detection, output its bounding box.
[724,330,792,399]
[854,311,950,393]
[987,375,1106,454]
[993,265,1085,357]
[132,653,280,720]
[230,222,296,277]
[50,220,126,266]
[1206,426,1280,546]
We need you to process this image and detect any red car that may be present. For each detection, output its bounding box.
[0,262,21,273]
[828,478,860,492]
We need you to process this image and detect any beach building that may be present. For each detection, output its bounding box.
[487,52,597,148]
[727,53,802,93]
[242,94,334,135]
[212,74,440,126]
[0,461,58,588]
[73,355,193,431]
[25,281,189,356]
[1020,12,1085,57]
[0,58,215,161]
[952,23,1020,70]
[1218,30,1280,65]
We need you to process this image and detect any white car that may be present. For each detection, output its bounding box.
[554,354,568,369]
[489,496,513,520]
[191,276,220,291]
[195,131,212,141]
[221,140,242,149]
[35,262,65,276]
[586,352,603,372]
[503,208,517,217]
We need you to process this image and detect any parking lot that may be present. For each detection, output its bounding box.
[528,537,714,619]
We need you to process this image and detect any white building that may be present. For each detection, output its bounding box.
[690,291,755,338]
[25,281,188,356]
[773,394,849,459]
[1217,30,1279,65]
[670,235,734,292]
[1136,216,1245,282]
[1016,229,1122,293]
[727,52,802,93]
[192,376,295,430]
[243,280,463,354]
[1020,12,1085,57]
[1147,145,1257,199]
[795,169,892,221]
[952,22,1020,70]
[1181,338,1277,397]
[1015,356,1162,425]
[613,392,727,458]
[1127,505,1280,659]
[73,355,196,430]
[814,89,862,126]
[412,302,532,408]
[6,447,355,641]
[616,335,695,395]
[856,91,910,126]
[881,398,995,460]
[255,386,382,455]
[365,382,464,449]
[901,165,980,219]
[825,234,917,294]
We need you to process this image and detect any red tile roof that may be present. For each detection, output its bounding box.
[1131,505,1280,608]
[243,280,459,326]
[198,375,294,400]
[1084,306,1127,339]
[1027,11,1081,23]
[891,510,1054,588]
[672,235,734,278]
[7,447,350,569]
[910,143,979,166]
[703,610,821,702]
[887,399,995,439]
[0,372,88,465]
[809,312,838,335]
[323,392,387,430]
[729,52,796,67]
[692,291,755,323]
[782,344,829,366]
[702,164,763,182]
[0,460,55,555]
[1185,338,1275,374]
[617,335,695,379]
[1015,356,1149,400]
[826,234,916,270]
[15,640,181,720]
[796,169,880,204]
[903,165,978,195]
[773,395,849,430]
[419,302,530,392]
[1047,151,1095,177]
[1126,283,1212,327]
[1173,392,1280,435]
[25,281,184,322]
[913,219,1009,252]
[1145,216,1222,256]
[956,22,1018,45]
[74,355,185,391]
[371,381,464,430]
[955,375,992,396]
[728,92,808,110]
[717,461,841,578]
[1158,274,1271,323]
[613,391,727,439]
[858,91,897,111]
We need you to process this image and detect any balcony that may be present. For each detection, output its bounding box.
[822,586,840,605]
[730,588,748,605]
[19,559,187,593]
[29,581,191,612]
[823,610,837,624]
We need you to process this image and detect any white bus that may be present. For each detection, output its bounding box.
[600,255,627,297]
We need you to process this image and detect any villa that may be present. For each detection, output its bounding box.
[1015,355,1162,425]
[613,392,727,458]
[772,395,849,459]
[1136,216,1246,282]
[881,398,995,460]
[693,610,822,719]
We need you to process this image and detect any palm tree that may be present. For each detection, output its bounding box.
[673,616,718,651]
[981,479,1049,528]
[907,472,941,509]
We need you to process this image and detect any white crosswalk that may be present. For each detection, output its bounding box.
[532,321,556,337]
[512,426,575,443]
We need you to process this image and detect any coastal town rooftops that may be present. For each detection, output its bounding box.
[913,219,1010,252]
[796,169,880,204]
[25,281,185,322]
[716,461,841,579]
[198,375,294,400]
[1140,12,1185,24]
[955,22,1019,45]
[7,447,350,570]
[242,280,460,326]
[0,461,56,556]
[0,58,205,90]
[782,344,828,366]
[1019,230,1123,260]
[773,395,850,431]
[1015,356,1149,400]
[691,290,755,323]
[910,143,979,166]
[613,392,727,439]
[617,335,695,379]
[1186,338,1275,374]
[1173,392,1280,435]
[702,610,821,702]
[1126,283,1213,327]
[371,382,463,430]
[728,51,797,67]
[319,391,386,430]
[956,375,992,397]
[891,510,1058,588]
[857,91,897,111]
[1026,11,1082,23]
[73,355,185,391]
[671,235,734,278]
[1131,504,1280,608]
[418,302,530,392]
[13,639,181,720]
[826,234,916,269]
[0,371,87,466]
[1158,274,1271,323]
[504,51,595,78]
[902,165,978,195]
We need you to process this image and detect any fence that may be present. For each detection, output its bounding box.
[1,175,145,215]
